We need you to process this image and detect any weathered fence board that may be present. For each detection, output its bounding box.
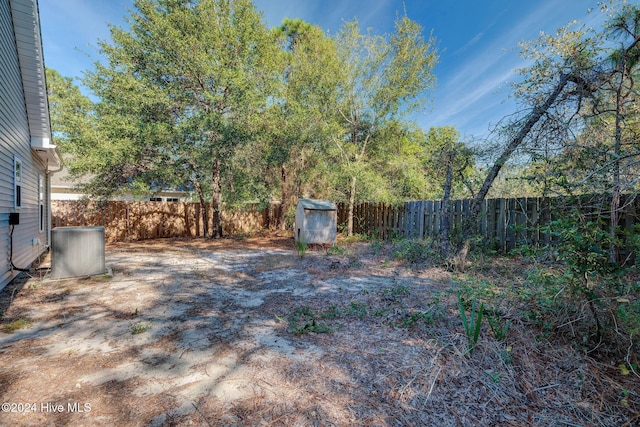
[337,195,640,253]
[54,196,640,252]
[51,201,269,242]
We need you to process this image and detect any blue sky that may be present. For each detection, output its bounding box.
[39,0,602,139]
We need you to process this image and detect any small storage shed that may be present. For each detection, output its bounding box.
[295,199,337,244]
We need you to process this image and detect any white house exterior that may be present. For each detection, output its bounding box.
[49,166,191,202]
[1,0,60,289]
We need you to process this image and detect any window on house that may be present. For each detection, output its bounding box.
[149,197,163,202]
[166,198,179,202]
[38,173,44,232]
[14,157,22,209]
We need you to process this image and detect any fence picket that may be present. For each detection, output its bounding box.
[52,195,640,255]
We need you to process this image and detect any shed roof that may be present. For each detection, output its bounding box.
[298,199,336,211]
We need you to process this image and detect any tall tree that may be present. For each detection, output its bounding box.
[332,15,438,235]
[46,69,95,154]
[514,3,640,263]
[445,2,640,267]
[596,4,640,262]
[261,18,341,229]
[45,68,104,186]
[85,0,279,237]
[420,126,473,260]
[365,121,448,202]
[446,15,602,264]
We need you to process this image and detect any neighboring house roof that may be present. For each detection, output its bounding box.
[298,199,337,211]
[50,160,192,201]
[10,0,60,168]
[49,161,84,190]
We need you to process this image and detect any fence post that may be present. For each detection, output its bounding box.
[406,202,413,238]
[527,197,538,246]
[505,198,516,252]
[434,200,441,237]
[494,198,501,252]
[403,202,409,238]
[418,201,425,239]
[541,197,551,246]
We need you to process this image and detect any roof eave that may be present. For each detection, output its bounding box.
[10,0,60,168]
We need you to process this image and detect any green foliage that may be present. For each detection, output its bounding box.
[364,122,449,202]
[341,233,372,243]
[397,310,437,328]
[382,283,410,297]
[67,0,281,229]
[46,68,96,157]
[370,240,385,256]
[458,293,484,355]
[501,347,514,364]
[326,245,346,256]
[246,18,341,225]
[512,3,640,210]
[48,2,450,229]
[422,126,475,199]
[346,301,368,318]
[544,215,621,297]
[455,277,503,303]
[390,239,439,264]
[288,306,333,335]
[319,305,341,320]
[129,321,152,335]
[615,294,640,337]
[486,314,510,341]
[1,318,32,334]
[295,239,308,258]
[331,15,438,234]
[513,210,640,354]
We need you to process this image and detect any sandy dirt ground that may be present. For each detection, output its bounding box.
[0,237,636,426]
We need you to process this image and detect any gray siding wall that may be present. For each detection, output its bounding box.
[1,0,48,289]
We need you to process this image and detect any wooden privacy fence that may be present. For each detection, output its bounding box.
[53,195,640,251]
[337,194,640,253]
[51,201,278,242]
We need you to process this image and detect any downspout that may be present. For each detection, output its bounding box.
[46,149,63,250]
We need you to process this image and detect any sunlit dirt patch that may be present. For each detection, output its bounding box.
[0,236,636,426]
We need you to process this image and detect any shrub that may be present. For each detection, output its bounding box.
[391,238,439,264]
[520,213,640,363]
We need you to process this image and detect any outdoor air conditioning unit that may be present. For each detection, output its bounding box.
[51,226,106,279]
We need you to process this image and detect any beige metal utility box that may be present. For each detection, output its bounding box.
[295,199,337,244]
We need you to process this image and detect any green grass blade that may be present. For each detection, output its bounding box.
[458,293,469,333]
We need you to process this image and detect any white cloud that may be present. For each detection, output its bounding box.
[454,31,485,54]
[428,0,595,136]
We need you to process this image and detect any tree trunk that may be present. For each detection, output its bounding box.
[609,61,625,263]
[211,160,223,239]
[277,162,287,230]
[347,175,356,236]
[610,150,622,263]
[455,73,572,261]
[193,180,209,238]
[440,151,455,261]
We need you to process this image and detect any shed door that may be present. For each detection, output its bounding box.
[304,210,334,243]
